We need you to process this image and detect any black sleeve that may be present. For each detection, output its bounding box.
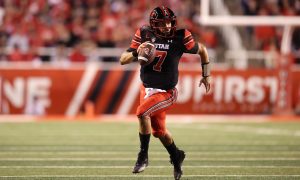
[184,42,199,54]
[126,47,136,52]
[126,48,138,61]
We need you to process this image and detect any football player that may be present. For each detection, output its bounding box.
[120,6,211,180]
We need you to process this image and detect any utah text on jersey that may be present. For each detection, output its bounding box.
[155,43,170,50]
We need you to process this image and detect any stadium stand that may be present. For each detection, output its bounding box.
[226,0,300,64]
[1,0,298,66]
[0,0,220,63]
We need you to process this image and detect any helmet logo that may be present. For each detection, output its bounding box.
[151,10,158,19]
[151,37,156,43]
[163,8,169,17]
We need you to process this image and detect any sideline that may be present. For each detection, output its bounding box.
[0,114,299,123]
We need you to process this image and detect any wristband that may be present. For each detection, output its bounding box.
[132,50,138,57]
[201,62,210,77]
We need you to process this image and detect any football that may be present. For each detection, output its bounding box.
[138,42,156,66]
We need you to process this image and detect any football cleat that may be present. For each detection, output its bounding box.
[132,152,148,173]
[170,150,185,180]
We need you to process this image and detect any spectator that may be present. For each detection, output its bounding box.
[51,42,70,66]
[96,27,117,62]
[241,0,259,16]
[6,28,29,53]
[69,43,86,62]
[0,28,6,61]
[25,46,42,62]
[292,27,300,63]
[7,44,26,61]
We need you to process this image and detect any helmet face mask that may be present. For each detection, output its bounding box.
[150,6,177,38]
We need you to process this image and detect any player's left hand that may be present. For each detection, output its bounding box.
[199,76,211,93]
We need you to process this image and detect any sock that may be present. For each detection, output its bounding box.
[139,133,150,154]
[164,141,178,158]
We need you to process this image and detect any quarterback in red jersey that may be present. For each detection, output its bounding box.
[120,6,211,180]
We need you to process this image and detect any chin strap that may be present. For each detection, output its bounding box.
[201,62,210,77]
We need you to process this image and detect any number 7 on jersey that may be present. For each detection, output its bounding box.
[153,50,167,72]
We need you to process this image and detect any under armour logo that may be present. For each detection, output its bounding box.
[151,37,156,43]
[167,40,173,43]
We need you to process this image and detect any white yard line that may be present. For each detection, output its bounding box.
[0,151,299,155]
[0,157,299,161]
[220,125,300,137]
[0,175,299,178]
[0,165,299,169]
[171,124,300,137]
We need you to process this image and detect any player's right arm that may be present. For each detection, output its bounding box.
[119,50,138,65]
[120,29,142,65]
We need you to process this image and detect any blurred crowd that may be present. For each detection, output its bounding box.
[240,0,300,62]
[0,0,299,64]
[0,0,214,63]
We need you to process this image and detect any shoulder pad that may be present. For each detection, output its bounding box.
[140,25,156,43]
[175,29,186,38]
[140,25,152,32]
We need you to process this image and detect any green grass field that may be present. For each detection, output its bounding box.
[0,120,300,179]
